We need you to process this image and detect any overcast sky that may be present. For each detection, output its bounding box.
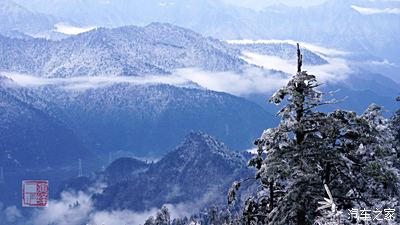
[221,0,327,10]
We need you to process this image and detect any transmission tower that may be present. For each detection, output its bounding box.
[78,159,83,177]
[0,167,4,184]
[108,152,113,165]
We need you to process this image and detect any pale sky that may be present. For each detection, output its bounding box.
[221,0,328,10]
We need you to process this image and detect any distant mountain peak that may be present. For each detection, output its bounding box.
[0,23,246,77]
[0,0,58,36]
[0,0,26,11]
[161,131,245,169]
[180,131,230,154]
[93,132,248,211]
[145,22,186,30]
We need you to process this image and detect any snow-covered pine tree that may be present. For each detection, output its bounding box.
[228,44,400,225]
[390,99,400,147]
[145,216,156,225]
[390,102,400,171]
[144,206,171,225]
[227,43,332,224]
[314,184,341,225]
[155,206,171,225]
[355,104,400,217]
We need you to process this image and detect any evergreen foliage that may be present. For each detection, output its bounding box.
[228,44,400,225]
[144,44,400,225]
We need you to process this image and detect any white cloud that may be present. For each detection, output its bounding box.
[227,39,349,57]
[351,5,400,15]
[1,205,24,224]
[3,60,349,97]
[240,52,295,74]
[240,52,351,84]
[3,67,289,96]
[3,40,352,97]
[176,67,288,95]
[54,23,96,35]
[0,183,201,225]
[30,190,162,225]
[159,1,175,7]
[227,40,353,84]
[2,73,193,90]
[370,59,397,66]
[32,191,93,225]
[100,0,110,4]
[89,209,159,225]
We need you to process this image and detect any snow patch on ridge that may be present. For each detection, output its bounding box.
[351,5,400,15]
[54,23,96,35]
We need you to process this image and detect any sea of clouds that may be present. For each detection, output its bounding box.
[0,182,204,225]
[2,41,353,97]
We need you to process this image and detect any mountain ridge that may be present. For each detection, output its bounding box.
[0,23,246,77]
[92,132,249,211]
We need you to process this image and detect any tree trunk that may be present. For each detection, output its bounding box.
[324,162,331,184]
[269,180,274,211]
[296,209,306,225]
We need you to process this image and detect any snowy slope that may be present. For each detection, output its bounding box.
[93,132,249,211]
[0,77,95,168]
[229,41,328,65]
[13,0,400,69]
[0,23,245,77]
[0,0,59,37]
[226,40,400,114]
[34,83,276,157]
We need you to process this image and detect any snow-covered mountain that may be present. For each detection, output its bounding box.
[0,24,278,208]
[228,40,400,113]
[0,1,398,219]
[92,132,249,211]
[13,0,256,38]
[0,76,92,169]
[229,42,328,65]
[0,20,398,211]
[0,76,98,206]
[0,23,245,77]
[1,23,398,160]
[0,0,61,37]
[35,83,275,157]
[12,0,400,71]
[255,0,400,67]
[0,75,273,206]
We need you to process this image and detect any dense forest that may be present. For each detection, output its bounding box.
[144,45,400,225]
